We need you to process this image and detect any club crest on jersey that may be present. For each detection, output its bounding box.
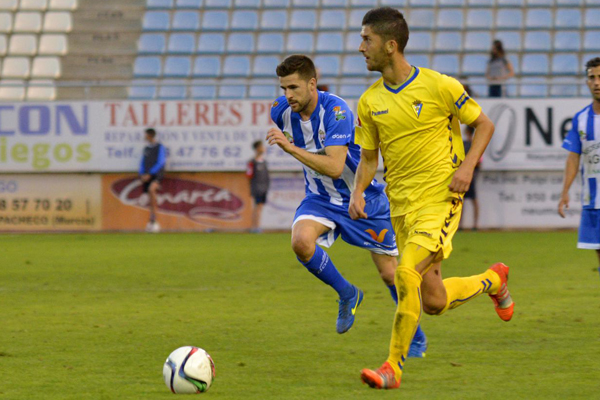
[319,129,326,143]
[333,106,346,121]
[272,100,279,108]
[412,100,423,118]
[283,130,294,143]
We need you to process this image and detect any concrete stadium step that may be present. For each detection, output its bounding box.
[68,32,140,56]
[56,86,128,100]
[60,55,135,79]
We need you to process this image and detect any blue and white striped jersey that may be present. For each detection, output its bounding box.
[271,91,384,205]
[562,103,600,209]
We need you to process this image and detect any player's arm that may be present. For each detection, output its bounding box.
[558,152,580,218]
[266,127,347,179]
[148,145,166,175]
[349,147,378,220]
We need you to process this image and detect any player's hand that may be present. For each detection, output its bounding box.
[266,128,293,153]
[558,192,569,218]
[348,193,368,220]
[449,164,473,193]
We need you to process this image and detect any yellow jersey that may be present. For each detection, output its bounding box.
[355,66,481,217]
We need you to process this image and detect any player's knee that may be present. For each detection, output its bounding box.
[422,295,447,316]
[291,233,315,262]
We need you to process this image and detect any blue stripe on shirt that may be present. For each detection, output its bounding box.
[589,177,597,207]
[587,106,595,141]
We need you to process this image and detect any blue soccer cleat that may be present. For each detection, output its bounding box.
[408,331,428,358]
[336,286,364,334]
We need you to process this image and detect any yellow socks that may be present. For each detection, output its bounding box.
[440,268,501,314]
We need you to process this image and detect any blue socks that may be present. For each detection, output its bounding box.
[299,245,354,300]
[389,284,426,342]
[388,284,398,303]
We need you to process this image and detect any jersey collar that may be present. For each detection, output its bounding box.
[383,66,420,94]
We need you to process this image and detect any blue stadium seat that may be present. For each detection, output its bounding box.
[556,0,581,5]
[292,0,318,7]
[379,0,406,6]
[461,54,488,76]
[584,31,600,51]
[223,56,251,77]
[253,56,279,77]
[524,9,551,29]
[464,31,491,52]
[410,10,435,30]
[554,31,581,52]
[437,9,464,30]
[520,77,547,97]
[408,0,435,6]
[227,33,254,54]
[147,0,173,9]
[342,55,367,76]
[316,32,344,53]
[319,10,346,30]
[555,9,581,29]
[172,11,200,31]
[197,33,225,54]
[176,0,203,8]
[260,10,287,31]
[405,32,432,52]
[552,53,579,75]
[289,10,316,31]
[350,0,377,6]
[348,9,367,30]
[164,56,191,77]
[507,54,520,74]
[193,56,220,77]
[314,55,340,77]
[218,84,246,99]
[467,0,494,5]
[466,9,493,29]
[231,10,258,31]
[158,80,187,99]
[287,32,314,53]
[438,0,466,6]
[432,55,459,75]
[496,10,522,30]
[434,32,462,52]
[494,31,522,51]
[581,53,597,72]
[262,0,290,7]
[129,80,157,99]
[408,54,430,68]
[134,57,162,77]
[202,11,228,31]
[321,0,348,7]
[496,0,524,6]
[234,0,260,8]
[345,32,362,52]
[168,33,195,54]
[524,31,551,51]
[249,84,277,99]
[339,84,366,98]
[204,0,231,7]
[257,33,284,53]
[550,78,579,97]
[143,12,170,31]
[585,9,600,29]
[138,33,166,54]
[526,0,552,5]
[521,54,549,75]
[190,81,216,99]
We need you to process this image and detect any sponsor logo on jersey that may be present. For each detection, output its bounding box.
[414,230,432,238]
[331,134,348,139]
[365,228,388,243]
[333,106,346,121]
[372,109,389,116]
[412,100,423,118]
[580,130,586,139]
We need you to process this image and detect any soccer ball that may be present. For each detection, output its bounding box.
[163,346,216,394]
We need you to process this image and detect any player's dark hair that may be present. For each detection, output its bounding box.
[361,7,409,53]
[252,140,263,150]
[145,128,157,138]
[276,55,317,82]
[586,57,600,72]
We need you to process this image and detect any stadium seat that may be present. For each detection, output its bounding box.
[496,0,524,6]
[314,55,340,77]
[0,0,18,11]
[466,9,493,29]
[434,32,462,52]
[234,0,260,7]
[164,56,191,77]
[555,9,581,29]
[223,56,250,77]
[379,0,407,6]
[585,9,600,29]
[405,32,432,52]
[287,32,314,53]
[520,77,547,97]
[292,0,318,7]
[494,31,521,51]
[253,55,278,77]
[521,54,549,75]
[48,0,77,10]
[158,79,187,100]
[128,80,157,99]
[408,0,435,7]
[467,0,494,5]
[176,0,203,7]
[437,9,464,30]
[147,0,173,8]
[38,34,67,55]
[133,56,162,77]
[230,10,258,31]
[227,33,254,54]
[507,54,520,74]
[172,11,200,31]
[168,33,195,54]
[43,11,71,32]
[345,32,362,53]
[321,0,348,7]
[248,84,277,99]
[197,33,225,54]
[554,31,581,52]
[342,55,367,76]
[461,54,488,76]
[526,0,552,5]
[262,0,290,7]
[257,33,283,53]
[348,9,368,30]
[289,10,316,31]
[319,10,346,30]
[581,53,597,72]
[190,82,216,99]
[218,84,246,99]
[551,53,579,75]
[0,79,25,100]
[583,31,600,51]
[409,10,434,30]
[193,56,221,77]
[202,11,228,31]
[339,84,366,98]
[431,54,459,75]
[316,32,343,53]
[0,35,6,55]
[556,0,581,5]
[27,79,56,100]
[464,31,491,52]
[350,0,377,6]
[524,9,551,29]
[8,34,37,55]
[524,31,551,51]
[138,33,166,54]
[20,0,48,10]
[2,57,30,78]
[143,11,170,31]
[438,0,466,6]
[0,13,11,32]
[496,10,522,30]
[260,10,287,31]
[14,12,42,33]
[204,0,231,7]
[550,78,579,97]
[408,54,430,68]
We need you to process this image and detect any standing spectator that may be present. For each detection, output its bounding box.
[485,40,514,98]
[139,128,166,233]
[462,125,480,230]
[246,140,270,233]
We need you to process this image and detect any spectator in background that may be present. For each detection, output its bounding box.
[462,125,481,230]
[485,40,514,98]
[139,128,166,233]
[246,140,270,233]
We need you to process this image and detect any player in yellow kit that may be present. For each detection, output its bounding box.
[348,7,515,389]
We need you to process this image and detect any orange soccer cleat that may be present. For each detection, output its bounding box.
[360,362,401,390]
[488,263,514,322]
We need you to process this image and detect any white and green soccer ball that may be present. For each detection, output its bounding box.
[163,346,215,394]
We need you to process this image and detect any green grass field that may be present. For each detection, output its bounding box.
[1,231,599,400]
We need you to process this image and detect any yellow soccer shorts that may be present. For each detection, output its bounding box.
[392,196,463,260]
